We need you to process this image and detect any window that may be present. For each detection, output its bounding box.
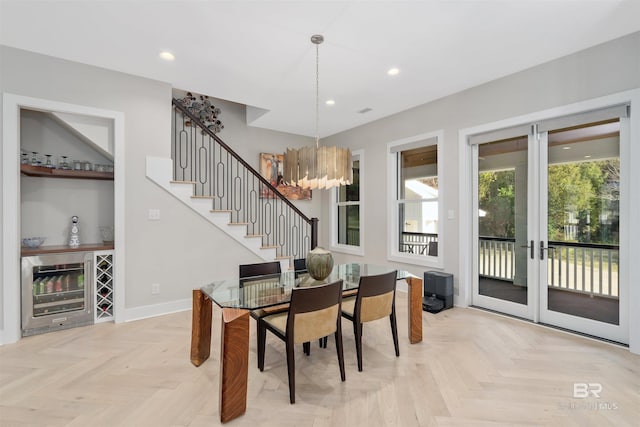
[330,150,363,255]
[388,132,443,266]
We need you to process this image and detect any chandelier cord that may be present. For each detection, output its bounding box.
[315,40,320,149]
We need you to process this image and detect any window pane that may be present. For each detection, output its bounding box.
[399,146,437,200]
[338,160,359,202]
[338,205,360,246]
[398,201,438,254]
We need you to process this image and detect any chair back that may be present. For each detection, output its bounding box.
[355,270,397,323]
[287,280,343,344]
[293,258,307,272]
[239,261,281,278]
[427,241,438,256]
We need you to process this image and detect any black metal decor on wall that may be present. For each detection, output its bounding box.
[171,97,316,261]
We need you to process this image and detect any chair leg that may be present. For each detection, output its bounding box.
[335,327,346,381]
[286,340,296,404]
[303,341,310,356]
[258,320,266,371]
[390,309,399,357]
[317,336,328,348]
[354,321,363,372]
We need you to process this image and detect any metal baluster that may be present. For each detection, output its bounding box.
[607,250,613,296]
[580,247,585,292]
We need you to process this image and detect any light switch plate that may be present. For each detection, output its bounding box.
[448,209,455,220]
[148,209,161,220]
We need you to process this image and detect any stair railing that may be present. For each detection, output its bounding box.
[171,98,318,261]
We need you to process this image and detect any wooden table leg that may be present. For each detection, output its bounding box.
[191,289,212,367]
[219,308,250,423]
[406,276,423,344]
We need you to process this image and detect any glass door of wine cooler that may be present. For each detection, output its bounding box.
[22,251,93,336]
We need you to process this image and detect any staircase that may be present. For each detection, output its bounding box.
[146,98,317,269]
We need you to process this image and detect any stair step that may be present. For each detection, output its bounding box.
[245,234,265,238]
[191,195,214,199]
[170,180,196,185]
[261,245,278,249]
[275,255,293,260]
[210,210,232,213]
[229,222,249,226]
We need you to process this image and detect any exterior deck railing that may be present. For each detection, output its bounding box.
[478,237,619,298]
[399,232,438,255]
[478,237,516,281]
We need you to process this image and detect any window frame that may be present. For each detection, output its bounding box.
[330,150,364,256]
[387,131,444,267]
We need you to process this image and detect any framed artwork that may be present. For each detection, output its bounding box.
[259,153,311,200]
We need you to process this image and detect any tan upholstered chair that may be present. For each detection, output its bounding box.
[258,280,346,404]
[341,270,399,371]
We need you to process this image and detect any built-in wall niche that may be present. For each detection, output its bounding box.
[20,109,115,246]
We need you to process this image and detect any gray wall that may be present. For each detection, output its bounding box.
[1,46,315,331]
[20,110,115,245]
[2,31,639,347]
[320,32,640,285]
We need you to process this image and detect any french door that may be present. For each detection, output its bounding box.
[472,108,628,343]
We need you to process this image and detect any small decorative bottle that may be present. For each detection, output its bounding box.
[69,215,80,248]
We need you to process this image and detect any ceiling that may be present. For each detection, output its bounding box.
[1,1,639,138]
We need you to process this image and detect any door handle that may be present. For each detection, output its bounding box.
[520,240,534,259]
[539,241,556,260]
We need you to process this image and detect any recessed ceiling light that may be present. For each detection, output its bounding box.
[159,51,175,61]
[387,67,400,76]
[326,99,335,106]
[562,146,571,150]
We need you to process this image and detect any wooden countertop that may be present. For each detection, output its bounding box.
[21,243,114,256]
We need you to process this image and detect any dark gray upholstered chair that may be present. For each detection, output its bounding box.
[239,261,284,366]
[293,258,307,272]
[239,261,281,280]
[341,270,399,371]
[258,280,346,403]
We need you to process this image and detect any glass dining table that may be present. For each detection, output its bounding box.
[190,263,424,423]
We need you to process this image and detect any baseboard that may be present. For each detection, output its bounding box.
[121,298,191,323]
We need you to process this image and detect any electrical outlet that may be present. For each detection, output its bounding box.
[148,209,161,220]
[151,283,160,294]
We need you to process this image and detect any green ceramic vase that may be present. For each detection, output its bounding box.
[306,247,334,280]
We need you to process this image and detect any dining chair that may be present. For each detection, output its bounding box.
[239,261,286,366]
[341,270,399,371]
[293,257,330,350]
[293,258,307,272]
[239,261,281,279]
[257,280,346,404]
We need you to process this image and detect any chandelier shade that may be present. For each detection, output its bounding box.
[283,145,352,190]
[283,34,353,190]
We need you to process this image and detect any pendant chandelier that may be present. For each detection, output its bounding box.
[283,34,352,190]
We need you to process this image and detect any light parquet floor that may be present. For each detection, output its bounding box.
[1,292,639,426]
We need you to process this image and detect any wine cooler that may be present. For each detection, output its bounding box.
[21,252,93,336]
